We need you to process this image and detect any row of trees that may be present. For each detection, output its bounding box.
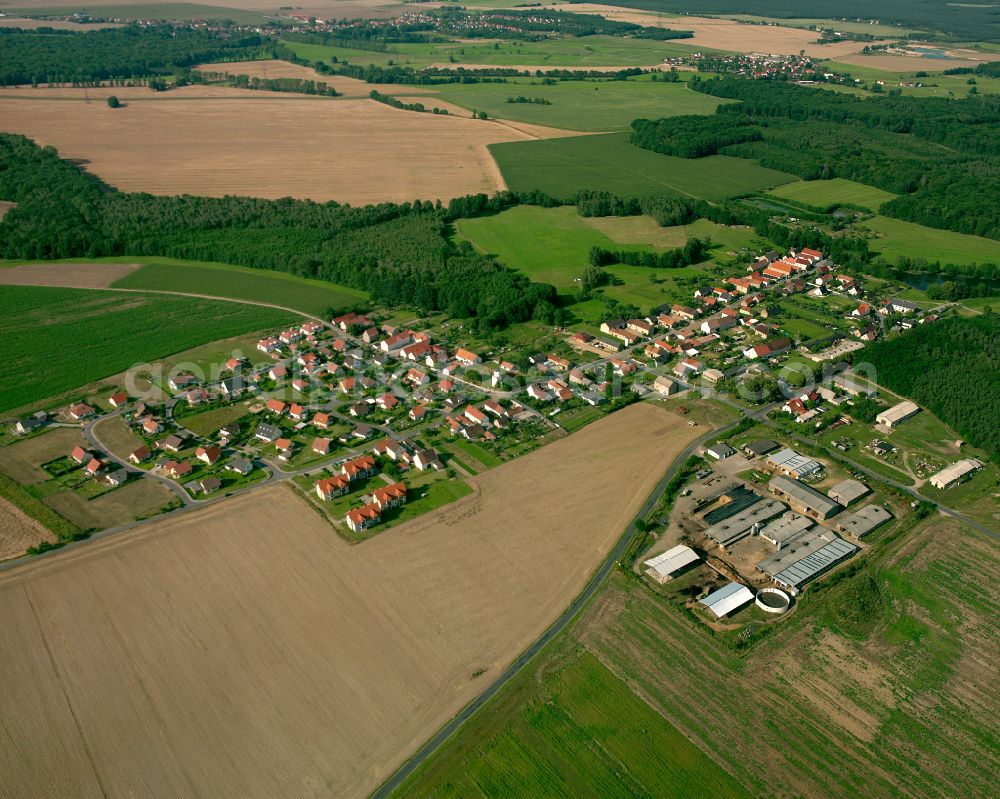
[588,237,709,268]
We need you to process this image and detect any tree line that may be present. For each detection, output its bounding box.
[588,237,710,268]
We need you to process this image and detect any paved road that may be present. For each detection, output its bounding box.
[368,416,741,799]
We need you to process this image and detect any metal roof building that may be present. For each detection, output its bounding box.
[758,511,813,549]
[706,499,787,547]
[836,504,893,537]
[706,443,737,460]
[745,439,778,457]
[767,448,823,479]
[757,530,858,590]
[769,476,841,520]
[929,459,983,490]
[827,478,870,507]
[876,400,920,428]
[700,582,755,619]
[644,545,700,584]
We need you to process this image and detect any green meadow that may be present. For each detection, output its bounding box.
[431,77,734,132]
[491,132,796,201]
[767,178,898,211]
[862,216,1000,265]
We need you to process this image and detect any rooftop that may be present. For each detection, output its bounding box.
[757,530,858,588]
[837,504,893,537]
[700,582,755,619]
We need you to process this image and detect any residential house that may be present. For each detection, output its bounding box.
[70,446,90,464]
[167,374,196,392]
[196,446,221,465]
[266,398,287,415]
[372,481,407,512]
[409,405,428,422]
[160,434,186,452]
[141,416,162,436]
[376,393,399,412]
[289,403,308,421]
[108,391,128,408]
[129,445,151,464]
[255,423,281,443]
[414,449,443,471]
[315,474,350,500]
[226,458,254,476]
[68,403,95,420]
[341,454,377,481]
[345,504,381,533]
[162,460,192,479]
[197,476,222,494]
[313,412,331,429]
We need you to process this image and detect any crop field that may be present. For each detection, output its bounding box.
[42,475,178,530]
[0,85,552,204]
[766,178,898,211]
[862,216,1000,265]
[193,60,432,98]
[177,402,252,438]
[0,261,141,288]
[0,285,295,413]
[561,6,868,57]
[407,517,1000,798]
[429,78,734,132]
[0,427,88,485]
[491,133,797,201]
[0,403,699,798]
[0,17,121,29]
[0,498,55,560]
[395,649,749,799]
[110,258,367,316]
[3,3,270,23]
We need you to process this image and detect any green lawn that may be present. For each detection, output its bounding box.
[862,216,1000,266]
[431,78,735,132]
[177,403,251,437]
[394,649,751,799]
[450,439,503,469]
[110,257,367,316]
[491,133,797,201]
[767,178,898,211]
[0,285,296,413]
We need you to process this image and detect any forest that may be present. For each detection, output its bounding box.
[630,79,1000,240]
[864,314,1000,462]
[0,25,273,86]
[0,134,560,330]
[575,0,1000,42]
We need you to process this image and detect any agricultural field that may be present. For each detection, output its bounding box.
[766,178,898,211]
[0,498,55,561]
[0,85,556,204]
[861,216,1000,265]
[0,260,141,288]
[3,3,270,23]
[110,258,367,316]
[0,403,700,798]
[405,516,1000,798]
[428,77,734,132]
[0,285,295,414]
[395,648,749,799]
[491,133,797,202]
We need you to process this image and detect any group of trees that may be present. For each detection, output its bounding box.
[629,77,1000,240]
[0,134,561,331]
[369,90,449,114]
[506,95,553,105]
[0,25,272,86]
[864,314,1000,463]
[588,237,709,269]
[194,70,339,96]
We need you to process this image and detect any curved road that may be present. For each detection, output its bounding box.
[369,415,742,798]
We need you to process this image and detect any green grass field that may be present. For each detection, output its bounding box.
[110,258,367,316]
[456,205,751,317]
[0,285,296,413]
[6,3,268,23]
[491,133,797,201]
[394,649,751,799]
[862,216,1000,265]
[431,77,734,132]
[766,178,898,211]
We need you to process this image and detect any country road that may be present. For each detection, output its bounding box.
[368,413,741,799]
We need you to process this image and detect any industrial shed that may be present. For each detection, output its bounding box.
[836,504,893,537]
[758,512,813,549]
[876,400,920,429]
[745,439,778,458]
[700,582,755,619]
[706,443,737,460]
[644,545,699,584]
[758,531,858,590]
[767,448,822,479]
[827,479,870,507]
[706,499,787,547]
[769,476,841,520]
[929,459,983,490]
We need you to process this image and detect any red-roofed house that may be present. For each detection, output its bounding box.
[196,446,221,465]
[345,504,381,533]
[69,403,95,420]
[266,398,286,414]
[372,481,407,512]
[341,454,377,481]
[315,474,349,500]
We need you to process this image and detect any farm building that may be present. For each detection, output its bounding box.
[836,504,893,537]
[827,479,870,507]
[706,443,736,460]
[706,499,787,548]
[766,448,822,479]
[929,459,984,490]
[757,530,858,591]
[769,476,841,520]
[745,439,778,458]
[832,373,876,398]
[876,401,920,429]
[700,582,755,619]
[643,545,699,583]
[758,512,813,549]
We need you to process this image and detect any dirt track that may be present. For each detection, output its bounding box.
[0,403,698,798]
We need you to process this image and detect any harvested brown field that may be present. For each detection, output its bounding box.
[195,61,434,97]
[0,498,54,561]
[91,416,146,461]
[0,403,698,798]
[0,85,566,203]
[0,17,120,29]
[42,477,177,529]
[836,52,991,70]
[559,5,868,57]
[0,262,140,288]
